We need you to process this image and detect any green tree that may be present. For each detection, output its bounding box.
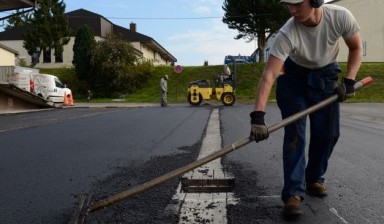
[222,0,290,62]
[23,0,70,67]
[114,61,153,97]
[72,25,95,83]
[90,36,138,97]
[4,9,32,30]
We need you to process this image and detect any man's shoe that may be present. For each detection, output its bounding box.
[307,182,327,197]
[283,196,302,217]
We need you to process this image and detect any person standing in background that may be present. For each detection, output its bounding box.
[160,75,168,107]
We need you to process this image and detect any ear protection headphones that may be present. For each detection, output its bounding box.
[311,0,324,8]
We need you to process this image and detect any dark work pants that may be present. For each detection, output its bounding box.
[276,72,340,202]
[160,90,167,106]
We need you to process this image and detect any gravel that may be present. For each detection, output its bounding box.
[82,144,201,224]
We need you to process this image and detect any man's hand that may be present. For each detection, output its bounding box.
[250,111,269,142]
[335,77,356,102]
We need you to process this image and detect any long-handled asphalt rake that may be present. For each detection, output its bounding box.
[69,76,372,224]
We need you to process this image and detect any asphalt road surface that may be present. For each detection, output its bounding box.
[0,103,383,224]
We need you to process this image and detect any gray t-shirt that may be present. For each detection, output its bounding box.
[270,4,360,69]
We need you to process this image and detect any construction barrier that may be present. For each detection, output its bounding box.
[63,92,69,106]
[69,92,74,106]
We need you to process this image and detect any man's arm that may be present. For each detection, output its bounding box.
[250,55,284,142]
[334,32,362,102]
[253,55,285,111]
[344,32,363,80]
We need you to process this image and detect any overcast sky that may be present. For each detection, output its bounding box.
[0,0,333,66]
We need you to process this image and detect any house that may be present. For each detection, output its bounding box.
[333,0,384,62]
[0,9,177,68]
[1,0,51,112]
[0,42,18,66]
[251,33,277,63]
[0,0,37,12]
[252,0,384,63]
[0,43,18,82]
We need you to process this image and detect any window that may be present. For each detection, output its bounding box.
[55,53,63,63]
[31,54,39,64]
[43,48,51,63]
[54,77,65,88]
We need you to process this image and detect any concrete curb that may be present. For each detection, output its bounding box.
[0,103,162,115]
[71,103,159,108]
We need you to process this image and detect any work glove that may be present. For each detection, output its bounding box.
[335,77,356,102]
[249,111,269,142]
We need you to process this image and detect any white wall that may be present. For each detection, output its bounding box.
[334,0,384,62]
[132,42,169,66]
[0,36,171,67]
[0,47,16,66]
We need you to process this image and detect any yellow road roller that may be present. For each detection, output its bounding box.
[187,60,236,106]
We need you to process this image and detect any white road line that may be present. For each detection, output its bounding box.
[168,109,237,224]
[256,195,280,198]
[330,207,349,224]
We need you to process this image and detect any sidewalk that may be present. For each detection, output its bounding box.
[72,102,159,108]
[0,102,160,115]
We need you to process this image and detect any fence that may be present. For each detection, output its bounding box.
[0,66,14,83]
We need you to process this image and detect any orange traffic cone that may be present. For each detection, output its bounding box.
[63,92,69,106]
[69,92,74,106]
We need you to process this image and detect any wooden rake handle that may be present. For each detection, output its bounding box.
[88,76,373,213]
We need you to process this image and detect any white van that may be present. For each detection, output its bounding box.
[32,73,72,103]
[9,66,72,103]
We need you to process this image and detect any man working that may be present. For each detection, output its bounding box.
[220,64,232,83]
[160,75,169,107]
[249,0,362,217]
